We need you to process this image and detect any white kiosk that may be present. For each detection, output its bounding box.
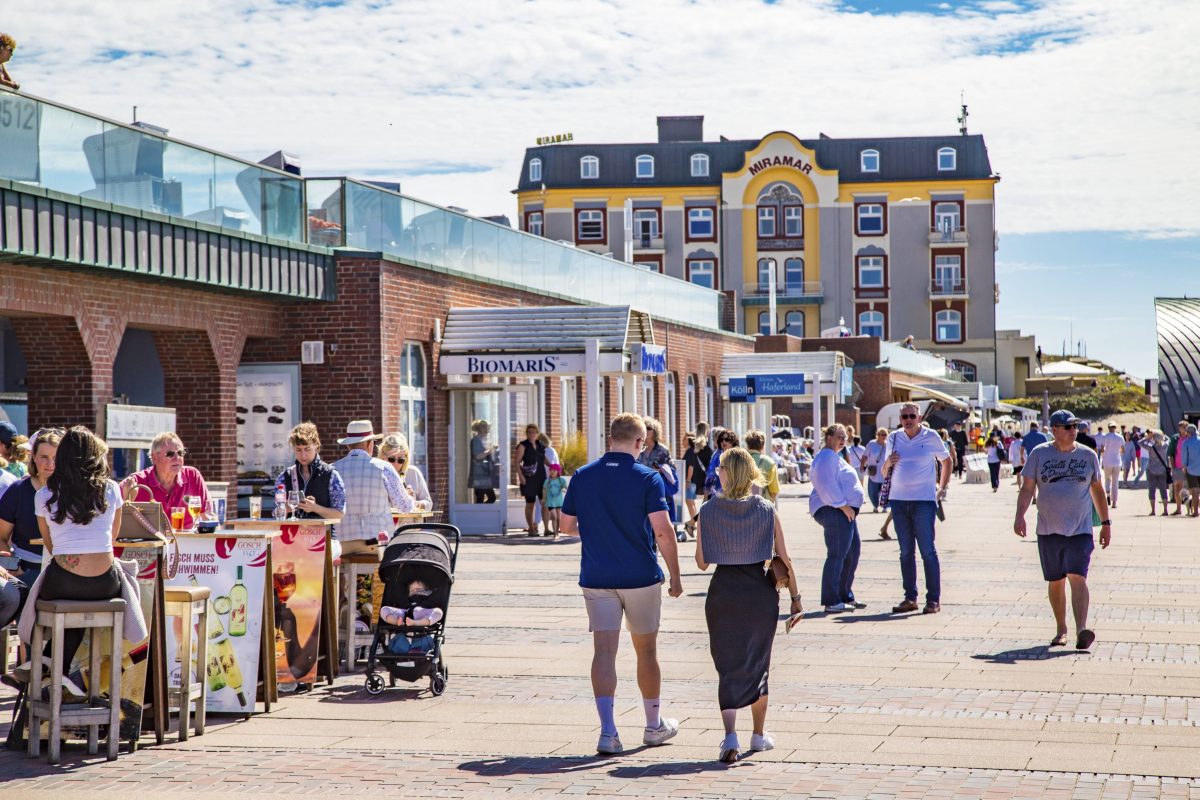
[720,351,851,448]
[438,305,665,535]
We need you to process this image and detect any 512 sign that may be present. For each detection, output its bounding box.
[0,96,41,182]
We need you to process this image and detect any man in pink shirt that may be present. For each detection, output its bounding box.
[120,432,210,527]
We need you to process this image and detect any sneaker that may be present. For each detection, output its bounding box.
[643,717,679,746]
[596,733,623,754]
[845,600,867,609]
[718,732,739,763]
[9,656,51,685]
[750,732,775,752]
[824,603,852,613]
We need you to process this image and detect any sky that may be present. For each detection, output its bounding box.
[4,0,1198,379]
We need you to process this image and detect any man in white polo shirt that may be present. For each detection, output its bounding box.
[1095,423,1125,508]
[881,402,951,614]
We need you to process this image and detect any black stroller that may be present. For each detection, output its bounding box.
[363,523,459,696]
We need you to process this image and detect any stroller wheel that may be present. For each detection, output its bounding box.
[365,672,386,696]
[430,672,447,696]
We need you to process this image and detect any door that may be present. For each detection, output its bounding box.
[504,384,542,531]
[448,387,507,535]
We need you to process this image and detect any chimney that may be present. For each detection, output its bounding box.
[657,116,704,143]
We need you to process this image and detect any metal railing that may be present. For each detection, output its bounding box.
[928,225,968,245]
[631,233,665,250]
[929,278,968,296]
[743,280,824,299]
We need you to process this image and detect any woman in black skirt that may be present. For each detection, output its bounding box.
[695,447,801,762]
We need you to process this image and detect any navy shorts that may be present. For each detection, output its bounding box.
[1037,533,1094,581]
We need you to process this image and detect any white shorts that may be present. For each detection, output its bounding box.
[582,584,662,635]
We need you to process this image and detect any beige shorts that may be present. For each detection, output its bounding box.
[582,584,662,635]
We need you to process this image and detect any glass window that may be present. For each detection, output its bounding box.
[560,377,578,436]
[632,208,659,240]
[526,211,543,237]
[935,309,962,342]
[399,342,428,477]
[785,310,805,336]
[635,154,654,179]
[860,149,880,173]
[704,378,715,426]
[686,376,697,433]
[690,153,709,177]
[529,158,542,183]
[642,375,655,417]
[949,360,977,381]
[857,203,884,235]
[687,207,714,239]
[688,259,715,289]
[580,155,599,179]
[859,310,884,338]
[933,202,960,233]
[938,147,957,171]
[758,311,773,336]
[577,208,604,241]
[934,254,962,291]
[784,258,804,291]
[783,205,803,237]
[757,258,774,291]
[665,373,677,454]
[633,259,660,272]
[857,256,884,288]
[757,206,776,238]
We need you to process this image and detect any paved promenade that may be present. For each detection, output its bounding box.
[4,478,1200,797]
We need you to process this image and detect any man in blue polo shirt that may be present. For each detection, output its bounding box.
[560,413,683,756]
[1021,422,1048,462]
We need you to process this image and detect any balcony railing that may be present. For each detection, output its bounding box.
[756,236,804,251]
[742,280,824,300]
[928,226,968,245]
[631,233,665,250]
[929,278,969,297]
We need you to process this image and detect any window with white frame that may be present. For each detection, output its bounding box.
[785,310,805,336]
[857,255,884,288]
[688,259,715,289]
[580,155,599,179]
[526,211,543,237]
[757,206,776,238]
[783,205,803,237]
[784,258,804,292]
[577,209,604,241]
[560,377,578,436]
[399,342,428,477]
[933,254,962,291]
[937,147,956,171]
[757,258,774,291]
[690,153,709,177]
[665,373,677,454]
[948,359,977,381]
[704,377,714,426]
[857,203,885,235]
[632,208,659,240]
[686,375,697,433]
[758,311,773,336]
[641,375,655,417]
[859,310,885,338]
[687,207,714,239]
[933,202,961,233]
[528,158,542,183]
[860,148,880,173]
[935,309,962,342]
[635,154,654,178]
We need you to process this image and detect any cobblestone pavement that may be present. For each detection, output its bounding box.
[4,480,1200,797]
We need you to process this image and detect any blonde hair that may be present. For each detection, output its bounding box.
[0,34,15,51]
[536,432,551,448]
[609,413,646,444]
[719,447,764,500]
[150,431,183,454]
[288,422,321,448]
[378,432,409,459]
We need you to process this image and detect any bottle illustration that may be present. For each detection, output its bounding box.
[216,637,248,707]
[189,573,225,640]
[229,566,248,636]
[204,648,227,692]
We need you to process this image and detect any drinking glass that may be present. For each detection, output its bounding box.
[248,496,262,520]
[185,495,202,529]
[170,506,186,532]
[288,490,304,519]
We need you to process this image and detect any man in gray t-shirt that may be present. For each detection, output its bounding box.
[1014,409,1111,652]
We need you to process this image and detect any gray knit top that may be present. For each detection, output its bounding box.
[697,495,776,565]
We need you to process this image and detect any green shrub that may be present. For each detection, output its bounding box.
[1007,375,1155,419]
[558,432,589,475]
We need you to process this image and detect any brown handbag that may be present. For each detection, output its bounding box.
[768,555,792,590]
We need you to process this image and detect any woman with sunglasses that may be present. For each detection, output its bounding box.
[378,433,432,511]
[0,428,63,585]
[276,423,345,524]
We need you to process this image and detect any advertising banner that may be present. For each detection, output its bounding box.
[236,367,299,479]
[166,536,268,714]
[270,524,327,686]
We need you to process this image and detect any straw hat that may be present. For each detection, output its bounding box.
[337,420,384,445]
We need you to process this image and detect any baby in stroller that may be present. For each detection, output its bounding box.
[380,579,443,655]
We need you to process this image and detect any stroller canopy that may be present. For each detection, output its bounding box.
[380,531,453,583]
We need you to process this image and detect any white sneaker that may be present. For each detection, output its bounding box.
[750,731,775,752]
[643,717,679,746]
[718,732,739,763]
[824,603,851,613]
[596,733,623,755]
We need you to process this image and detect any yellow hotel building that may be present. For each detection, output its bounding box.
[515,116,1001,384]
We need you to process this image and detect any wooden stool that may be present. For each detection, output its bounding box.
[340,554,380,671]
[28,598,125,764]
[163,586,210,741]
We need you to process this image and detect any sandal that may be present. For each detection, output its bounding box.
[1049,632,1068,647]
[1076,629,1096,650]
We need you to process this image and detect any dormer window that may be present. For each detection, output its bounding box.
[580,155,599,179]
[860,149,880,173]
[937,147,957,171]
[690,153,709,177]
[635,154,655,179]
[528,158,542,183]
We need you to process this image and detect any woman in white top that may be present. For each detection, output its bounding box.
[809,424,867,613]
[34,427,124,678]
[1008,436,1025,486]
[985,431,1002,492]
[378,433,433,511]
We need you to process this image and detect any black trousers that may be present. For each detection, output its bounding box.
[37,561,121,675]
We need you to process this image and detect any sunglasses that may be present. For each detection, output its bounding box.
[164,449,187,458]
[386,456,407,464]
[900,414,918,420]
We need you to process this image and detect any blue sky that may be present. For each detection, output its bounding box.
[4,0,1198,382]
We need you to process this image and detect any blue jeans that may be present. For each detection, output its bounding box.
[890,499,940,603]
[388,634,434,655]
[867,480,885,510]
[815,506,861,607]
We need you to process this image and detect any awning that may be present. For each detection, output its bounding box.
[720,351,847,384]
[441,305,653,354]
[891,381,971,411]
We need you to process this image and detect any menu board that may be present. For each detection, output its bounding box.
[236,365,299,479]
[165,536,269,714]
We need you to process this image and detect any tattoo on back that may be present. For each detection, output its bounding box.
[56,554,81,570]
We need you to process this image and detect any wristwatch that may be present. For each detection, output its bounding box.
[1100,520,1112,526]
[790,595,802,603]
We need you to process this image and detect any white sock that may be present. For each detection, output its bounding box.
[643,698,661,729]
[595,696,617,737]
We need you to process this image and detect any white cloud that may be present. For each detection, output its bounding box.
[3,0,1198,236]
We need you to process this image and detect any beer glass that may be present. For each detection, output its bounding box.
[248,496,262,520]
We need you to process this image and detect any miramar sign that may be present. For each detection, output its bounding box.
[748,154,813,176]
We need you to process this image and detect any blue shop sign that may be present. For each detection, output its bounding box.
[635,344,667,375]
[729,377,753,403]
[748,373,806,397]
